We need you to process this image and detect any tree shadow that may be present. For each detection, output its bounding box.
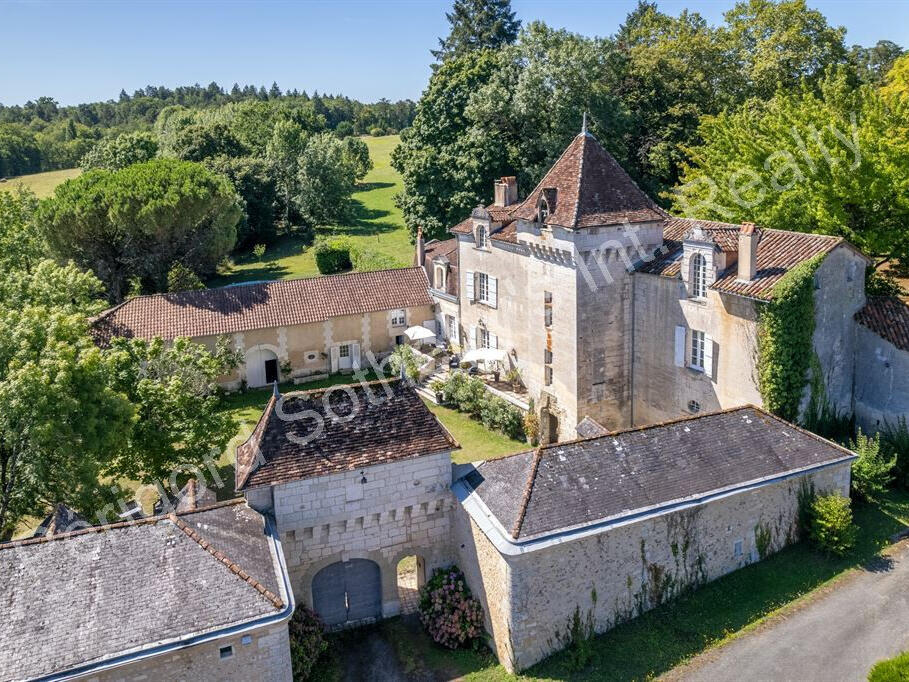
[356,181,395,193]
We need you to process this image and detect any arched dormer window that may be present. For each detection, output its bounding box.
[691,253,707,299]
[433,263,447,290]
[475,224,488,249]
[539,199,550,222]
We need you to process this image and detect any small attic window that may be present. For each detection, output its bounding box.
[539,199,550,222]
[475,224,488,249]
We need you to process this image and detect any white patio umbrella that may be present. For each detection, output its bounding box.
[461,348,507,363]
[404,325,436,342]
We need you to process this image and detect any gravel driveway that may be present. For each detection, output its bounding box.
[666,540,909,682]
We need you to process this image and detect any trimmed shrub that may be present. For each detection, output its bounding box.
[351,248,398,272]
[850,430,895,501]
[868,650,909,681]
[288,606,328,680]
[418,566,485,649]
[809,493,857,557]
[313,236,352,274]
[368,126,385,137]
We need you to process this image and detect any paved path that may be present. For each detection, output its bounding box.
[667,541,909,682]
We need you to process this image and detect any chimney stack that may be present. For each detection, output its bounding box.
[415,226,425,268]
[494,176,518,207]
[738,222,759,282]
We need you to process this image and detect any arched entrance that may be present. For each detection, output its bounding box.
[396,555,426,615]
[245,347,279,388]
[312,559,382,627]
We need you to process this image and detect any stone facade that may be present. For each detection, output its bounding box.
[246,450,455,618]
[87,625,292,682]
[854,323,909,430]
[455,462,851,672]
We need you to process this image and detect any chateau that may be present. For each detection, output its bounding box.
[418,130,909,440]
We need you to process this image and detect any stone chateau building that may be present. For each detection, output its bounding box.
[418,131,909,440]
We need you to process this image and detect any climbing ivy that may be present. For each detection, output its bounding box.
[757,255,825,422]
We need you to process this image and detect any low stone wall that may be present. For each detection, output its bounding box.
[89,623,292,682]
[458,462,851,672]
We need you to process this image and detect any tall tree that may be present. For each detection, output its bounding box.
[848,40,904,86]
[0,188,43,273]
[80,131,158,171]
[39,159,241,301]
[295,132,358,225]
[432,0,520,63]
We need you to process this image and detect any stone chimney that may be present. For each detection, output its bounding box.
[494,176,518,207]
[415,226,425,268]
[737,222,759,282]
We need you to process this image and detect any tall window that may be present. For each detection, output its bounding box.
[446,314,457,340]
[690,330,705,371]
[478,327,490,349]
[544,365,553,386]
[544,291,553,326]
[434,265,446,290]
[539,199,550,222]
[391,309,406,326]
[476,225,488,249]
[691,253,707,298]
[477,273,489,303]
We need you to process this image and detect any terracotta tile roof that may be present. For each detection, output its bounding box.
[450,206,517,235]
[639,217,848,301]
[856,296,909,351]
[0,500,287,680]
[421,238,460,297]
[92,267,433,344]
[508,133,666,228]
[236,379,458,490]
[461,406,856,541]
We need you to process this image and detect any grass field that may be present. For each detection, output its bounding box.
[210,135,409,286]
[422,400,527,464]
[4,167,81,198]
[322,489,909,681]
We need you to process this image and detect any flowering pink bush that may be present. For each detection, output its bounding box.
[418,566,485,649]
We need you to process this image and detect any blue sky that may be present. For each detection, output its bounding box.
[2,0,907,106]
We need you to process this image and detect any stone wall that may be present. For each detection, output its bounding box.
[854,324,909,432]
[461,462,851,672]
[248,451,455,618]
[89,623,292,682]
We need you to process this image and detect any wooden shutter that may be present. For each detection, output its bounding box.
[465,270,475,301]
[330,345,340,373]
[488,276,498,308]
[469,325,476,350]
[351,343,361,370]
[704,334,714,378]
[674,326,686,368]
[490,333,498,349]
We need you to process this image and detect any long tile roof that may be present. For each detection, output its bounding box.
[91,267,433,344]
[856,296,909,351]
[236,379,458,490]
[461,406,855,541]
[639,217,849,301]
[0,500,287,680]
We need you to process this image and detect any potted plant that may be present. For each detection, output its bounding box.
[429,379,446,404]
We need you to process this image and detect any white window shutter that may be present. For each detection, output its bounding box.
[330,345,340,373]
[704,334,714,378]
[351,343,361,370]
[674,326,686,368]
[489,276,498,308]
[465,270,475,301]
[469,325,476,350]
[490,333,498,349]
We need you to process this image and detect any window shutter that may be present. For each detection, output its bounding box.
[351,343,361,370]
[469,325,476,350]
[674,326,686,368]
[488,276,498,308]
[465,270,475,301]
[704,334,714,378]
[490,333,498,349]
[330,345,340,373]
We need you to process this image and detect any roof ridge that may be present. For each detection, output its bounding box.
[0,498,246,551]
[169,513,284,609]
[572,133,586,229]
[236,393,278,491]
[281,376,403,399]
[511,447,543,538]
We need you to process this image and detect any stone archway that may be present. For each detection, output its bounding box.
[245,346,279,388]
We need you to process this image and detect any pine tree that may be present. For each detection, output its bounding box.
[431,0,520,63]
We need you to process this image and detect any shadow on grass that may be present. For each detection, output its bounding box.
[356,181,395,193]
[324,491,909,681]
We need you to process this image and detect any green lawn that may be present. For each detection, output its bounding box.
[321,490,909,681]
[4,167,81,198]
[422,400,528,464]
[209,135,409,286]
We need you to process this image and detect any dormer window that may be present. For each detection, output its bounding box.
[691,253,707,299]
[433,263,447,290]
[539,199,550,222]
[475,224,488,249]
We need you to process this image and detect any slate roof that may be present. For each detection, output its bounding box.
[639,217,851,301]
[508,132,665,228]
[0,500,287,680]
[421,238,460,297]
[91,267,433,344]
[236,379,458,490]
[575,416,609,439]
[33,503,88,538]
[461,406,855,541]
[856,296,909,351]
